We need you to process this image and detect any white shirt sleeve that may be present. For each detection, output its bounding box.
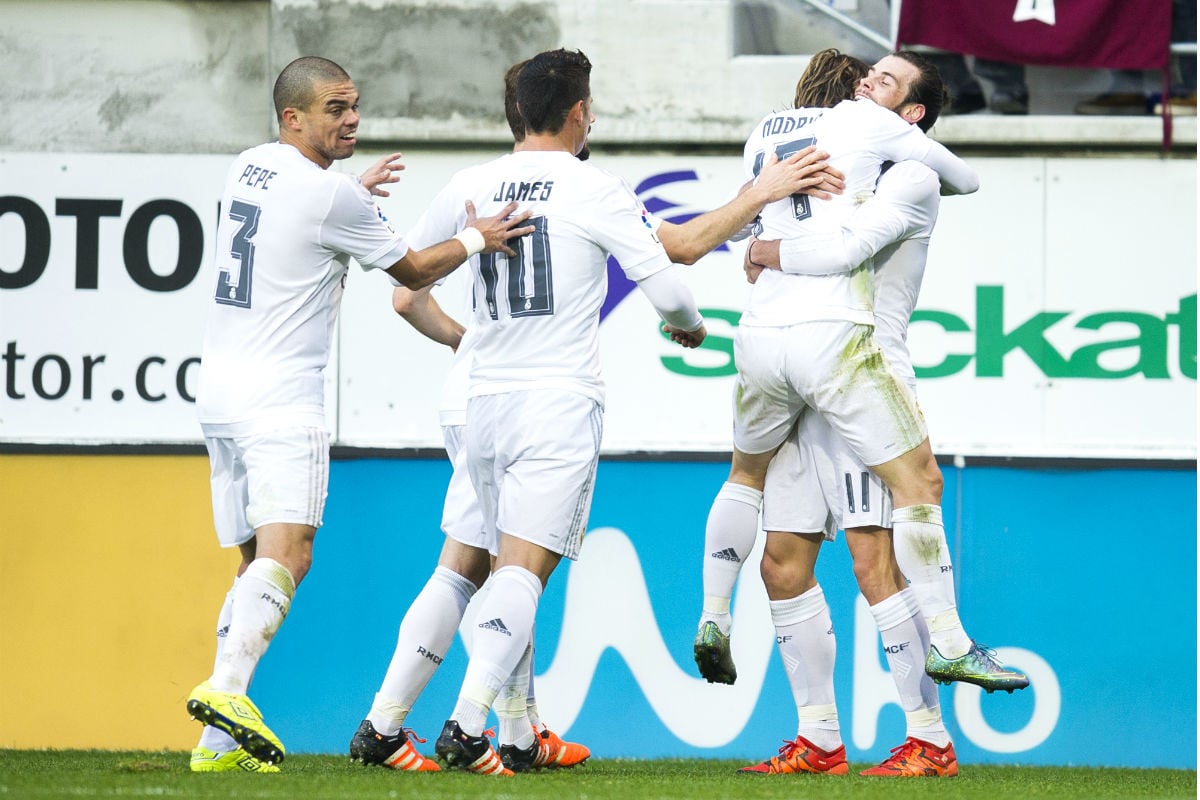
[779,162,939,274]
[588,175,674,281]
[851,100,980,196]
[635,265,703,331]
[407,177,468,251]
[321,176,410,270]
[919,139,979,196]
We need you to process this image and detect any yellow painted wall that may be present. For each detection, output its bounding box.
[0,454,240,749]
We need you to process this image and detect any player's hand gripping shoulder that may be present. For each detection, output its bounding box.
[464,200,534,256]
[662,323,707,349]
[751,147,845,203]
[359,152,405,197]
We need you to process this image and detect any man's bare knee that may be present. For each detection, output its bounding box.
[727,447,779,491]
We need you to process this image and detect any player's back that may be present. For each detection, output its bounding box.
[747,99,932,241]
[198,142,363,430]
[452,150,668,405]
[739,98,937,328]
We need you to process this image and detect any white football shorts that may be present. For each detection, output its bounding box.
[440,424,493,555]
[732,320,927,467]
[761,410,836,539]
[764,409,892,538]
[204,426,330,548]
[466,389,602,561]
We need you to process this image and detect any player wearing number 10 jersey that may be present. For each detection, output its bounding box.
[419,49,708,775]
[413,155,688,408]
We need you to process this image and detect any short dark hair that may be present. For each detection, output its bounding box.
[793,48,869,109]
[516,48,592,135]
[891,50,949,132]
[504,59,529,142]
[273,56,351,121]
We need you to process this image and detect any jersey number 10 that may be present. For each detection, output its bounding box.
[477,215,554,319]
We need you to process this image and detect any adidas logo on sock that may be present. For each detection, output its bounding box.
[711,547,740,562]
[478,617,512,636]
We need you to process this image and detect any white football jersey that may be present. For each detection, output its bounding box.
[740,98,972,328]
[779,160,941,388]
[197,141,410,434]
[412,150,678,406]
[417,208,670,426]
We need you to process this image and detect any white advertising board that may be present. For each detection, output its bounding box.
[1,151,1194,458]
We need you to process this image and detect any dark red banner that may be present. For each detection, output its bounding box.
[897,0,1171,70]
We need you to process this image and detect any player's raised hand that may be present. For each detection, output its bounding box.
[360,152,405,196]
[663,323,707,349]
[466,200,535,256]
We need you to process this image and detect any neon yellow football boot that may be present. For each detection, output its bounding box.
[186,681,285,765]
[189,746,280,773]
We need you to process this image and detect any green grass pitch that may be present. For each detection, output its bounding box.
[0,751,1194,799]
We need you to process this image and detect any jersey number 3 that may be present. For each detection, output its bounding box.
[215,198,261,308]
[478,215,554,319]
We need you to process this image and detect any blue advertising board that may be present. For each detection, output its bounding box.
[250,457,1196,768]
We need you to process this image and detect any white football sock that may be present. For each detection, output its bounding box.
[868,588,948,747]
[496,642,535,749]
[211,559,294,695]
[198,578,240,752]
[770,584,840,752]
[368,566,477,736]
[700,482,762,635]
[525,630,544,731]
[892,505,972,658]
[451,565,542,736]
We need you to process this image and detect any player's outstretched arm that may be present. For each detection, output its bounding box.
[657,148,843,265]
[923,140,979,196]
[753,163,937,276]
[385,201,533,290]
[392,285,465,350]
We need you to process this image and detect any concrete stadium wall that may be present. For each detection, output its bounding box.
[3,0,1195,152]
[1,0,815,152]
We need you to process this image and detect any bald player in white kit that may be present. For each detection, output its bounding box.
[184,55,532,772]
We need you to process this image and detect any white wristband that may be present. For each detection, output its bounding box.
[453,227,486,258]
